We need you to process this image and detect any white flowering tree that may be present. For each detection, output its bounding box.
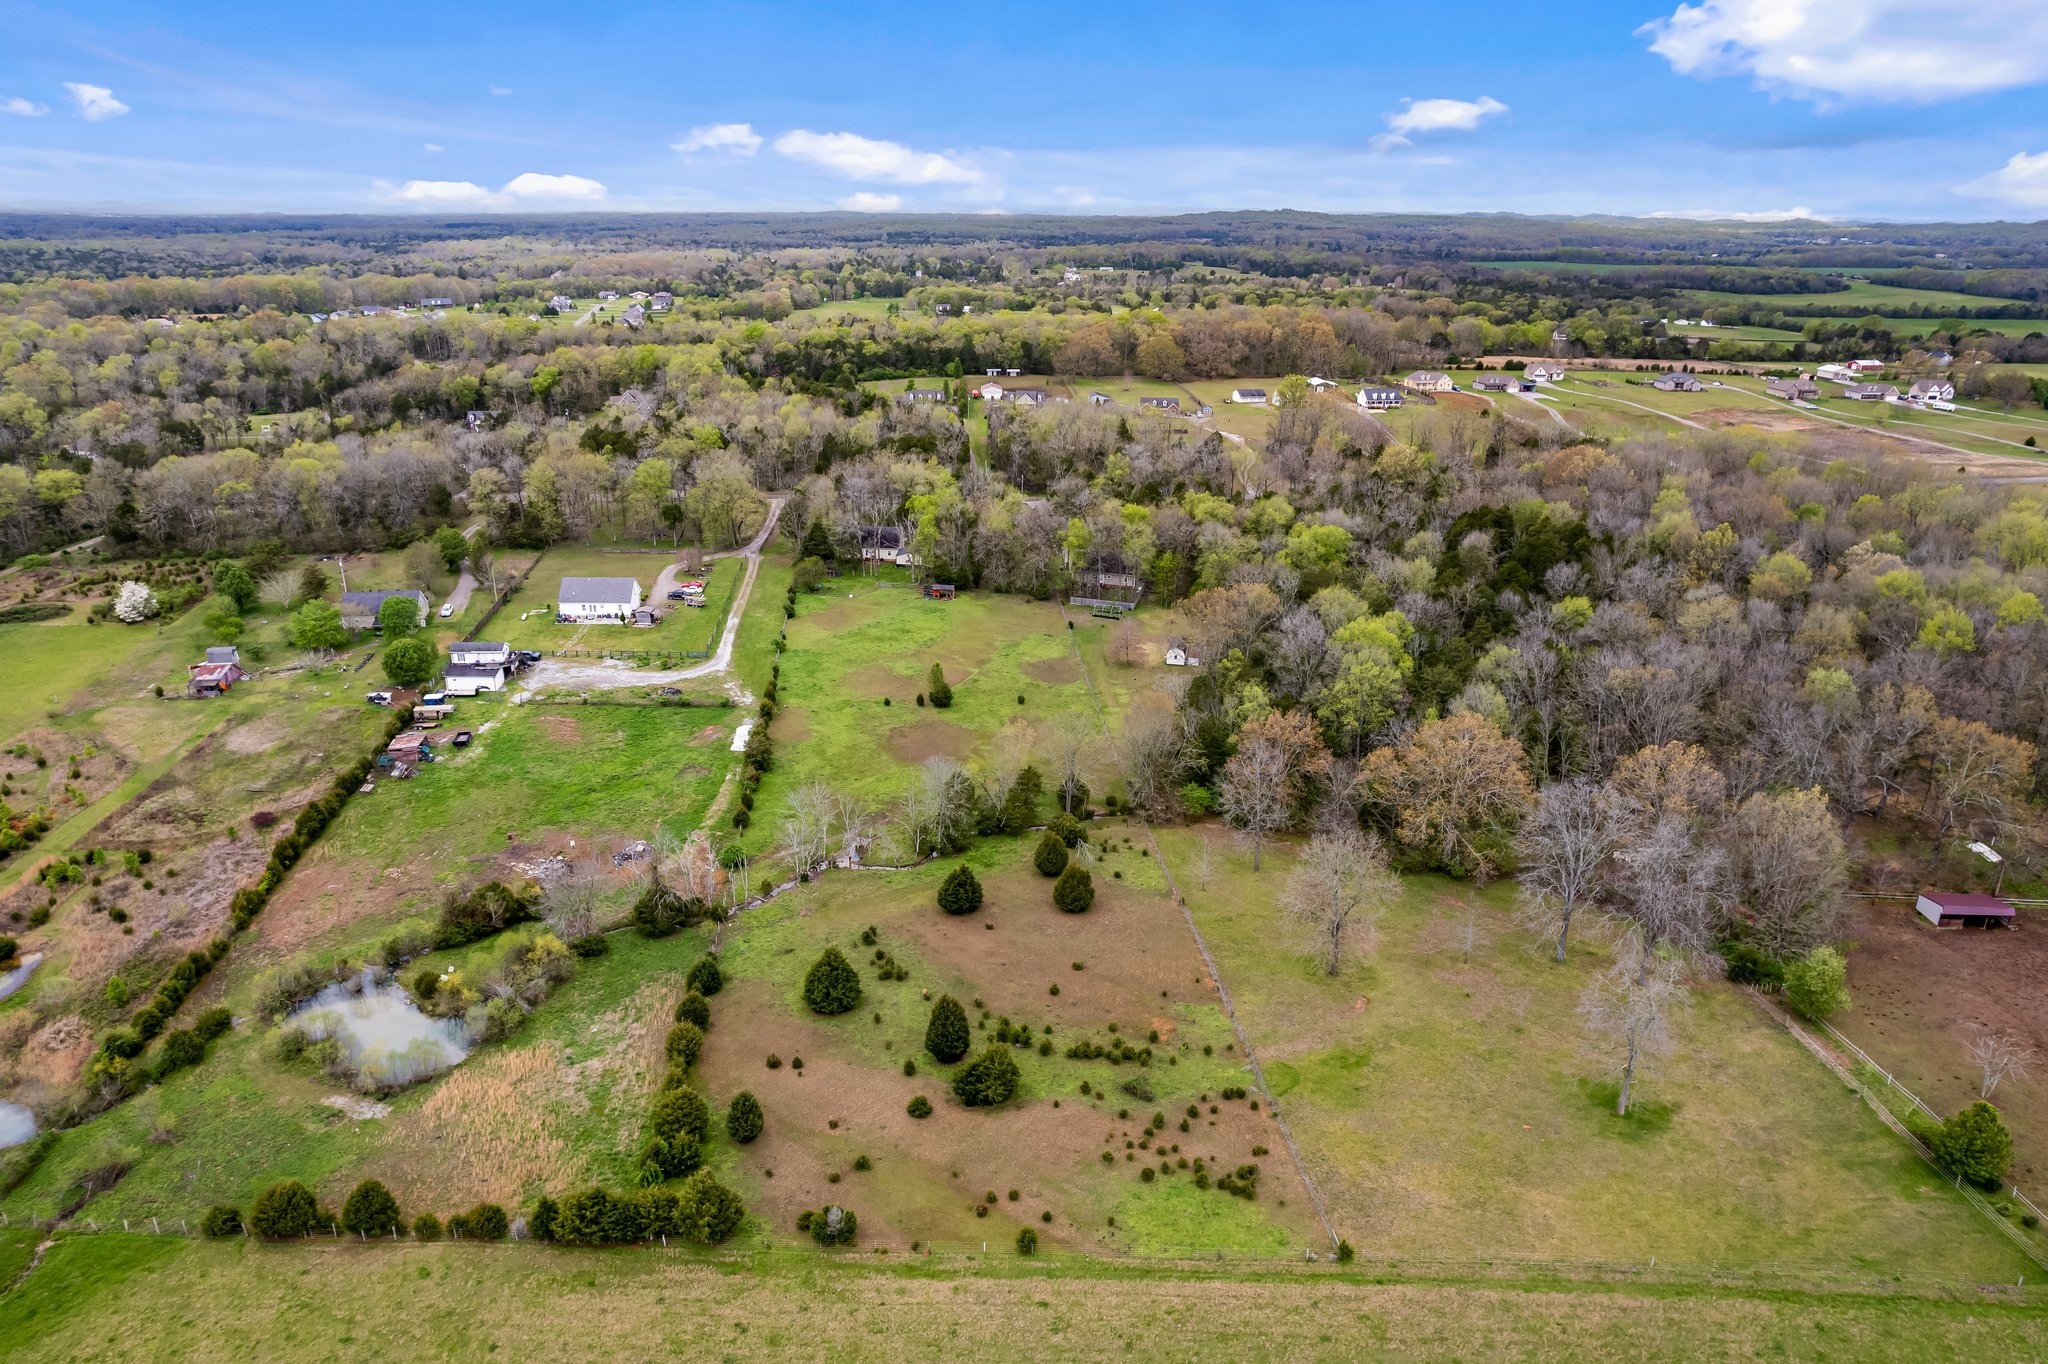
[112,581,160,623]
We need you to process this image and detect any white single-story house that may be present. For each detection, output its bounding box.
[450,641,513,669]
[1163,640,1202,668]
[1088,391,1113,405]
[1228,388,1268,405]
[340,589,429,632]
[443,662,508,696]
[1525,362,1567,383]
[1907,379,1955,402]
[1356,387,1404,410]
[1306,377,1338,392]
[557,576,642,623]
[1404,371,1455,394]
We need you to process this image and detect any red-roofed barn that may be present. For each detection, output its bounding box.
[1914,892,2017,929]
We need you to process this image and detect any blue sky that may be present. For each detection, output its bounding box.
[4,0,2048,220]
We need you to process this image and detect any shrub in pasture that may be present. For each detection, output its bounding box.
[802,947,862,1015]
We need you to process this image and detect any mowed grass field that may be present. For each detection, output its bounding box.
[1155,826,2038,1279]
[745,576,1113,856]
[487,546,729,655]
[4,1234,2046,1364]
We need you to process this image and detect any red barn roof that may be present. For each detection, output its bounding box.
[1920,892,2015,917]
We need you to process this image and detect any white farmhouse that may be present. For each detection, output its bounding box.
[557,576,642,623]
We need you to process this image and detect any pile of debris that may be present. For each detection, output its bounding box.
[508,853,573,883]
[612,840,653,868]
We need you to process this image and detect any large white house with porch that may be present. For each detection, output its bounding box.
[557,577,642,623]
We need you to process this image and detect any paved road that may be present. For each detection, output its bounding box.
[443,568,479,618]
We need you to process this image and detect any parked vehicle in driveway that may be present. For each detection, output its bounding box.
[366,691,392,706]
[438,601,455,618]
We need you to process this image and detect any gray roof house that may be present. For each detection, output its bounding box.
[557,577,643,622]
[1651,372,1704,392]
[340,589,428,631]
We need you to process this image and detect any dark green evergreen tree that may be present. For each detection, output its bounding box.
[803,947,863,1014]
[924,994,971,1063]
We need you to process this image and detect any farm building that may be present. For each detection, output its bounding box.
[557,576,642,623]
[1306,377,1337,392]
[1228,388,1269,404]
[1087,391,1113,405]
[1915,892,2017,929]
[1164,639,1201,667]
[443,662,508,696]
[450,641,513,668]
[1815,363,1860,384]
[1356,386,1404,410]
[922,583,956,600]
[340,589,428,632]
[1848,359,1887,375]
[187,646,249,697]
[1651,372,1704,392]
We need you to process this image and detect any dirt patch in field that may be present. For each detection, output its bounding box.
[790,598,882,636]
[893,864,1210,1030]
[841,663,922,699]
[222,713,291,755]
[1021,655,1082,685]
[1692,407,1822,432]
[536,714,584,744]
[884,719,978,766]
[253,849,423,960]
[1836,901,2048,1186]
[773,706,812,745]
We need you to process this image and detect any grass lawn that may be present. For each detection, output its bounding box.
[488,547,725,656]
[1156,826,2034,1279]
[1688,279,2026,314]
[7,1235,2046,1364]
[742,576,1108,856]
[804,296,901,321]
[1667,322,1806,344]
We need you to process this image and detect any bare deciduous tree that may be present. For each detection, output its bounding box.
[1283,826,1400,975]
[1219,709,1331,871]
[1044,714,1094,815]
[1119,690,1192,818]
[541,856,604,943]
[1721,786,1847,957]
[260,570,298,608]
[1514,779,1619,962]
[778,779,841,877]
[1606,815,1724,978]
[1106,618,1144,667]
[1968,1030,2036,1100]
[1579,937,1687,1116]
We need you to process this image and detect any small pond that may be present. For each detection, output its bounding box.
[0,1101,36,1150]
[285,971,477,1089]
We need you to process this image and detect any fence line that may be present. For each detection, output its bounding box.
[1053,602,1338,1253]
[1744,989,2048,1271]
[1818,1019,2048,1231]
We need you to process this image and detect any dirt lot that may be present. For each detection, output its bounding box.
[883,718,978,765]
[1835,900,2048,1185]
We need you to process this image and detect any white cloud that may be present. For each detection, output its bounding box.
[1641,1,2048,104]
[673,122,762,156]
[1384,95,1508,136]
[63,83,129,121]
[2,97,48,118]
[1640,205,1829,221]
[488,86,513,97]
[1961,150,2048,207]
[773,129,984,184]
[838,192,902,212]
[422,142,444,153]
[1052,185,1097,207]
[385,171,608,208]
[500,172,607,202]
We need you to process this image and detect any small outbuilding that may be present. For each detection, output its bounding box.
[1914,892,2017,929]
